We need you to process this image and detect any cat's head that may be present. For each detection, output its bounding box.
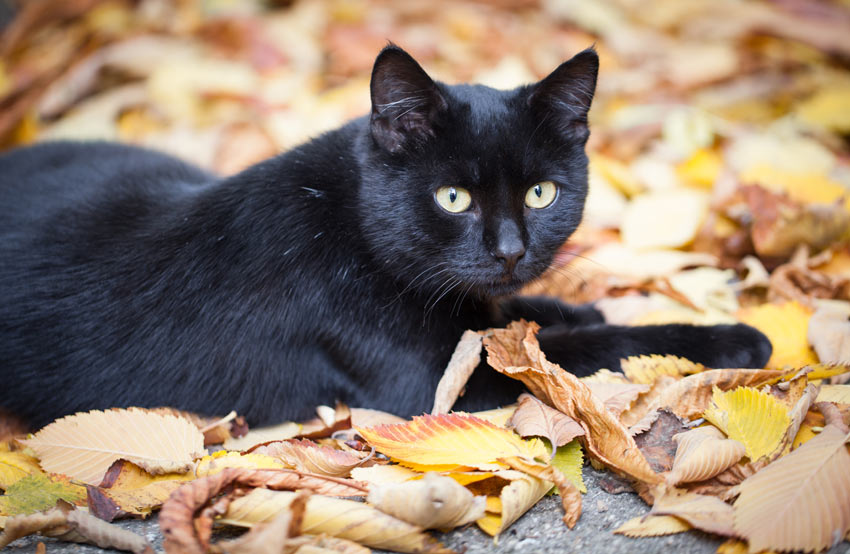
[357,45,597,300]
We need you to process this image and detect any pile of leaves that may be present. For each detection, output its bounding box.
[1,331,849,553]
[2,0,850,552]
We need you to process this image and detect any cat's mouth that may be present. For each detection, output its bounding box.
[478,275,527,297]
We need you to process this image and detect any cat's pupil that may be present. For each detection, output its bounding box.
[449,188,457,203]
[534,185,542,197]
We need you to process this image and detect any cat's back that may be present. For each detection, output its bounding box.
[0,141,212,228]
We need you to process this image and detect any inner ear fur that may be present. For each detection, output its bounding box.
[369,45,448,153]
[528,48,599,141]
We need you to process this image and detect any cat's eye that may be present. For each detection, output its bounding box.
[435,186,472,213]
[525,181,557,209]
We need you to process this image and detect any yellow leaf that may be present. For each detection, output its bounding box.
[195,451,285,477]
[220,488,450,553]
[21,408,205,485]
[715,538,750,554]
[590,153,643,197]
[468,406,517,428]
[0,452,43,489]
[796,84,850,134]
[677,147,722,189]
[91,460,192,519]
[737,301,818,369]
[733,425,850,553]
[356,413,547,472]
[500,456,582,529]
[621,354,705,385]
[817,385,850,404]
[792,422,818,450]
[739,164,850,212]
[0,474,86,516]
[703,387,790,461]
[550,440,586,493]
[613,514,691,537]
[475,469,551,536]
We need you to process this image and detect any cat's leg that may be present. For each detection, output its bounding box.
[536,322,772,376]
[499,295,604,327]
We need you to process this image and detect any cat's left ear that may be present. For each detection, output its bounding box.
[528,48,598,142]
[370,45,448,153]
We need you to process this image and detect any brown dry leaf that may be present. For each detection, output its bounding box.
[654,369,785,420]
[160,468,369,554]
[619,376,678,428]
[210,490,310,554]
[613,514,691,537]
[667,426,745,486]
[474,469,551,537]
[21,408,205,484]
[650,489,735,537]
[224,422,301,451]
[483,321,661,485]
[500,456,582,529]
[808,304,850,365]
[818,385,850,405]
[350,408,406,429]
[431,330,483,415]
[776,383,820,457]
[0,501,153,553]
[733,425,850,553]
[741,185,850,259]
[299,404,353,440]
[633,410,690,474]
[508,393,584,451]
[580,369,631,384]
[367,472,485,530]
[586,382,651,416]
[86,459,192,521]
[220,488,450,554]
[816,402,850,434]
[620,355,705,384]
[253,439,372,478]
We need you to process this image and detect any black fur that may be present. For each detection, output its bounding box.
[0,46,771,428]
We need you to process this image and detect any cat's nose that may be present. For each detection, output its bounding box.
[493,220,526,272]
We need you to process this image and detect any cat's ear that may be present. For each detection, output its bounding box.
[528,48,598,142]
[370,45,448,153]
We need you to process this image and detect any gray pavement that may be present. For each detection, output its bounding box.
[4,465,849,553]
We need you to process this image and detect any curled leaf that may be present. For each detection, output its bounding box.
[500,456,582,529]
[613,514,691,537]
[253,439,372,477]
[650,489,735,537]
[620,355,704,384]
[475,469,551,537]
[368,472,485,530]
[432,330,483,415]
[666,426,745,486]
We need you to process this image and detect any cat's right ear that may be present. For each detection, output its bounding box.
[370,45,448,153]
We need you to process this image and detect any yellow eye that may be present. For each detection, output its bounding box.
[435,186,472,213]
[525,181,557,209]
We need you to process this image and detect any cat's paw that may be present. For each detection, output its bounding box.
[499,296,604,327]
[708,323,773,369]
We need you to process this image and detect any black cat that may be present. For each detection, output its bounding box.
[0,46,771,428]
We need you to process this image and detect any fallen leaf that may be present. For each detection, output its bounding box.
[432,330,483,415]
[350,408,406,429]
[586,382,650,415]
[508,394,584,451]
[613,514,691,537]
[0,474,86,516]
[299,404,353,440]
[223,422,301,451]
[160,468,369,554]
[86,460,192,521]
[500,456,582,529]
[220,488,450,553]
[0,451,43,489]
[633,410,690,474]
[356,413,547,472]
[474,469,551,536]
[195,451,287,477]
[815,402,850,434]
[253,439,372,478]
[549,440,586,493]
[703,386,790,461]
[367,472,486,530]
[483,321,661,485]
[817,385,850,404]
[666,426,745,486]
[0,501,153,552]
[620,354,704,385]
[650,489,735,536]
[580,369,631,384]
[733,425,850,552]
[21,408,205,484]
[349,465,420,486]
[619,376,678,428]
[808,304,850,365]
[655,369,785,420]
[738,301,819,369]
[468,406,518,428]
[209,490,310,554]
[621,189,709,249]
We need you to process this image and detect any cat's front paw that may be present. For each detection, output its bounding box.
[709,323,773,369]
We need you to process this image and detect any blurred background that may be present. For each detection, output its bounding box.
[1,0,848,367]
